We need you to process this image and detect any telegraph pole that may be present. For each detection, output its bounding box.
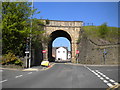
[28,0,34,68]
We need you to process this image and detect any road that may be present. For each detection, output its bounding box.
[1,63,120,89]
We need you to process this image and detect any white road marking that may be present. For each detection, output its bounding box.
[28,72,32,74]
[85,66,119,88]
[94,73,99,76]
[0,79,8,83]
[114,82,119,85]
[0,70,3,72]
[105,76,109,80]
[107,83,113,87]
[97,75,101,78]
[103,80,108,83]
[99,73,104,76]
[109,79,115,83]
[15,75,23,78]
[102,74,106,77]
[84,65,92,71]
[100,77,104,80]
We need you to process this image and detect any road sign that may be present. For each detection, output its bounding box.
[103,49,107,55]
[25,51,29,54]
[42,50,47,53]
[76,50,79,54]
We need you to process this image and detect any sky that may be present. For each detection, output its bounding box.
[33,2,118,51]
[28,0,120,2]
[33,2,118,27]
[52,37,71,51]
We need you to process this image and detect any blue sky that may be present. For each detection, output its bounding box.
[33,2,118,51]
[52,37,71,51]
[33,2,118,27]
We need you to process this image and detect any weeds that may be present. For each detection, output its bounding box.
[1,52,23,66]
[82,23,119,44]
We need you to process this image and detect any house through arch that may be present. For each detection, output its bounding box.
[48,30,72,62]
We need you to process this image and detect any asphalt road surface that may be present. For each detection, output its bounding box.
[1,63,120,89]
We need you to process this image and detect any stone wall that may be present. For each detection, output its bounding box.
[78,34,119,65]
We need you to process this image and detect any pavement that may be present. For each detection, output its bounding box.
[1,63,119,89]
[0,62,55,71]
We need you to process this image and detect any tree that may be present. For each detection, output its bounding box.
[2,2,38,56]
[2,1,51,58]
[31,19,51,49]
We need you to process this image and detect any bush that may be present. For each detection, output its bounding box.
[1,52,23,66]
[98,23,108,38]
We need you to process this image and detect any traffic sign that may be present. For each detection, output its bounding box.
[25,51,29,54]
[76,50,79,54]
[42,50,47,53]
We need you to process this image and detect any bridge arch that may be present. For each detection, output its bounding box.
[48,30,72,62]
[43,19,83,63]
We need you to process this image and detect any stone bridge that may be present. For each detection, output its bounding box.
[42,19,83,63]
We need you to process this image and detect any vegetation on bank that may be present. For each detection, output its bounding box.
[1,2,50,68]
[78,23,119,45]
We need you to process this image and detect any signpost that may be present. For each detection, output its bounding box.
[42,50,47,53]
[76,50,80,64]
[25,51,29,54]
[76,50,80,54]
[103,49,107,64]
[42,50,47,61]
[25,51,29,68]
[25,37,30,68]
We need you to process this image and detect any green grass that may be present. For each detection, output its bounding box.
[83,25,119,44]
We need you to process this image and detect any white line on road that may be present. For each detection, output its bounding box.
[105,77,110,80]
[100,77,104,80]
[96,75,101,78]
[0,79,8,83]
[103,80,108,83]
[0,70,3,72]
[114,82,119,85]
[94,70,119,85]
[85,66,119,88]
[109,79,115,83]
[107,83,113,87]
[15,75,23,78]
[102,74,106,77]
[28,72,32,74]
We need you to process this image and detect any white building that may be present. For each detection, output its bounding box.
[56,47,68,61]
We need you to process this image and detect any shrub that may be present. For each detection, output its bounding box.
[1,52,23,66]
[98,23,108,38]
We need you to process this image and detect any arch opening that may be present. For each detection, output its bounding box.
[48,30,72,62]
[52,37,71,51]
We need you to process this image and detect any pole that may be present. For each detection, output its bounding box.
[76,54,78,64]
[26,53,28,68]
[103,49,106,64]
[103,54,105,64]
[28,0,33,68]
